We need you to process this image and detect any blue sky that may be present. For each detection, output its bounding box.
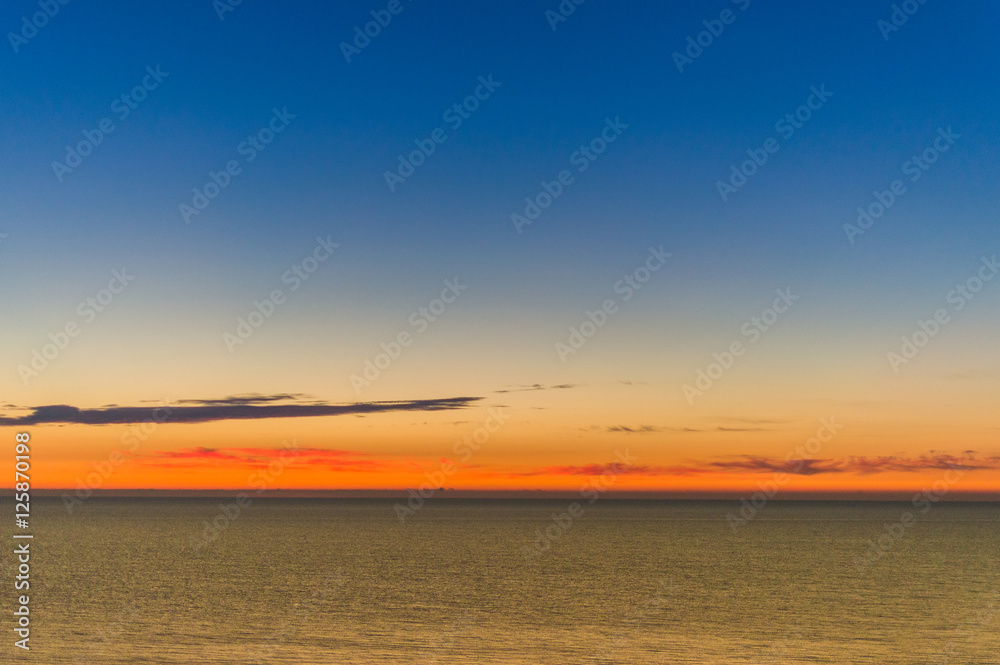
[4,1,996,312]
[1,1,999,494]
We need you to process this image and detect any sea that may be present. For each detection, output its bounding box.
[9,498,999,663]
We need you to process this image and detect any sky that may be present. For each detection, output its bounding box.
[1,0,998,496]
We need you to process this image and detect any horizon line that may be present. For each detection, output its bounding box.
[14,488,1000,501]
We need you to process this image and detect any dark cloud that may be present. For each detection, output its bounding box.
[708,454,997,476]
[840,454,995,474]
[708,457,840,476]
[602,422,776,435]
[503,453,1000,479]
[174,393,318,406]
[506,462,661,477]
[494,384,579,393]
[0,395,481,426]
[606,425,663,434]
[605,425,701,434]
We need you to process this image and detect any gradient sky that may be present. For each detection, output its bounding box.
[2,0,998,495]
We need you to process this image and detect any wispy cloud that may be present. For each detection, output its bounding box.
[0,394,481,426]
[135,446,402,472]
[603,425,773,434]
[707,453,996,476]
[174,393,320,406]
[503,462,671,477]
[494,384,579,394]
[706,457,840,476]
[121,446,1000,481]
[500,453,998,479]
[606,425,666,434]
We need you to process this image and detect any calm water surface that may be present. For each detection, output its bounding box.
[11,499,1000,663]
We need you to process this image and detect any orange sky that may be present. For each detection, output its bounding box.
[6,382,999,497]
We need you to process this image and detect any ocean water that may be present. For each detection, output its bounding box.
[10,498,1000,663]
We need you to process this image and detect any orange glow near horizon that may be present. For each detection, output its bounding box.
[4,378,999,496]
[13,401,1000,495]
